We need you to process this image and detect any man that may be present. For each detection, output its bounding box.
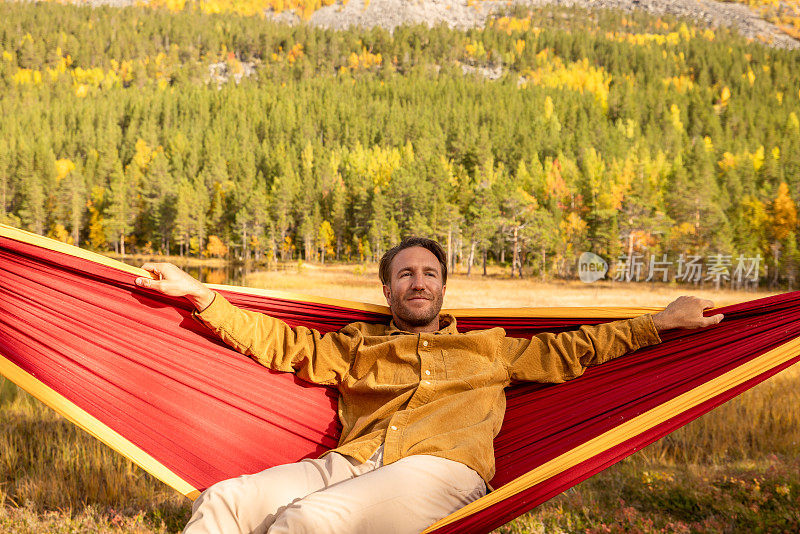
[134,237,722,534]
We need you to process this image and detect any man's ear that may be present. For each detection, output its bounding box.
[382,284,391,303]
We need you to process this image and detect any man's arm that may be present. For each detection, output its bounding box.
[135,263,353,386]
[500,296,723,383]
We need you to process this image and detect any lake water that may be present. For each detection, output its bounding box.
[183,264,247,287]
[116,256,249,287]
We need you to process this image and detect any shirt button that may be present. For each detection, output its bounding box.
[422,340,429,347]
[390,425,397,431]
[423,380,431,385]
[424,370,431,375]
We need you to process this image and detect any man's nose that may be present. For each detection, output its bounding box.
[410,273,426,289]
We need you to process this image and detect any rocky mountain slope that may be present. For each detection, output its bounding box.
[307,0,798,49]
[70,0,800,48]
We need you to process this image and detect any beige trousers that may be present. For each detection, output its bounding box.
[182,445,486,534]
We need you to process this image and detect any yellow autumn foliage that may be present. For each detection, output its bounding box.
[142,0,340,20]
[752,145,765,171]
[490,15,539,35]
[464,39,486,59]
[713,85,731,113]
[772,182,798,241]
[669,104,683,131]
[543,158,570,206]
[346,47,381,70]
[54,159,75,181]
[47,223,73,244]
[521,57,612,112]
[662,75,694,93]
[12,68,42,85]
[204,235,228,258]
[718,152,739,172]
[72,66,106,87]
[10,47,188,92]
[132,139,154,170]
[717,146,768,173]
[287,42,304,63]
[342,143,410,188]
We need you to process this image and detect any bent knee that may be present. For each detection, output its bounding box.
[270,505,333,534]
[192,479,239,513]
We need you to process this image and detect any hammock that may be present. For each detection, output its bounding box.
[2,222,799,533]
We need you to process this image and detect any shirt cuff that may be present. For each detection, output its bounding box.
[630,313,662,348]
[191,291,235,332]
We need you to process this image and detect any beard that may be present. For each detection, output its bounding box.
[388,289,444,327]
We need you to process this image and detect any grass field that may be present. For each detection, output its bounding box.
[2,263,799,533]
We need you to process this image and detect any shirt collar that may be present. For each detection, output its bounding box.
[386,313,458,335]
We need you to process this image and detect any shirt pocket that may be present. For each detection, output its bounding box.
[350,344,416,385]
[445,350,496,390]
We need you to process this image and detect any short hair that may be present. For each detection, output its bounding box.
[379,237,448,286]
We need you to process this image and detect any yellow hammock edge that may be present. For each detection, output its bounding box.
[0,223,662,319]
[422,335,800,532]
[0,351,201,500]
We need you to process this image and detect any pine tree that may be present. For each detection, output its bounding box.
[55,165,87,246]
[105,161,135,255]
[0,139,10,221]
[140,149,177,254]
[173,177,194,257]
[15,144,45,234]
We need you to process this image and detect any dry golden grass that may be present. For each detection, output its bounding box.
[245,262,776,309]
[0,379,189,532]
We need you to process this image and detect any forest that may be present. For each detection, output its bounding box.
[1,1,800,286]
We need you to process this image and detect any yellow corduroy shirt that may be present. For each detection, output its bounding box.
[192,292,662,484]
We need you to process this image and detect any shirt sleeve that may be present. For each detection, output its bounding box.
[500,314,662,383]
[190,291,353,387]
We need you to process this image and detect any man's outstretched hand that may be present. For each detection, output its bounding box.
[134,262,216,311]
[651,295,724,332]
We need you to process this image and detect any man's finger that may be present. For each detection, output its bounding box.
[700,299,715,309]
[702,313,724,326]
[135,277,163,291]
[141,263,163,278]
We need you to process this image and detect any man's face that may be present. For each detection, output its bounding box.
[382,246,446,330]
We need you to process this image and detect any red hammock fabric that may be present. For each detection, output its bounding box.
[2,231,800,533]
